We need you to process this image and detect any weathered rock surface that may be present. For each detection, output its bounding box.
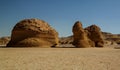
[72,21,91,48]
[85,25,104,47]
[72,21,104,48]
[7,18,59,47]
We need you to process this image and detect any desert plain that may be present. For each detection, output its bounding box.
[0,47,120,70]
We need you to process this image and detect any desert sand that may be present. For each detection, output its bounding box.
[0,48,120,70]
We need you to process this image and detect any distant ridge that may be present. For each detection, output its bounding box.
[0,32,120,47]
[59,32,120,45]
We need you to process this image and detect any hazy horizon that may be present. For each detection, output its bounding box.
[0,0,120,37]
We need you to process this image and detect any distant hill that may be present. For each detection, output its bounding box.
[0,37,10,46]
[59,32,120,45]
[102,32,120,44]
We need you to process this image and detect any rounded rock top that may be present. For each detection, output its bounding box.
[13,18,54,33]
[7,18,59,47]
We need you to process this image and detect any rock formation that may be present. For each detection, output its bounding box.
[85,25,104,47]
[72,21,104,48]
[72,21,91,48]
[7,18,59,47]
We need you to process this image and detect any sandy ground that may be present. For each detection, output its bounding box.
[0,48,120,70]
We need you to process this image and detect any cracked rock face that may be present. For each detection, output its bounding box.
[7,18,59,47]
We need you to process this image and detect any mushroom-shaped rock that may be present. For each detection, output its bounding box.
[7,18,59,47]
[72,21,91,48]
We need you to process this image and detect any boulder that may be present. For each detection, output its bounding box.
[85,25,104,47]
[7,18,59,47]
[72,21,91,48]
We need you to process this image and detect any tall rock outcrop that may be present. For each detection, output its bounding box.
[72,21,91,48]
[72,21,104,48]
[7,18,59,47]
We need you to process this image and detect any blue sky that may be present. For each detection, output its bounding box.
[0,0,120,37]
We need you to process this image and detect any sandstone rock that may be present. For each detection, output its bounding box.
[0,37,10,46]
[85,25,104,47]
[72,21,104,48]
[72,21,91,48]
[59,36,73,45]
[7,18,59,47]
